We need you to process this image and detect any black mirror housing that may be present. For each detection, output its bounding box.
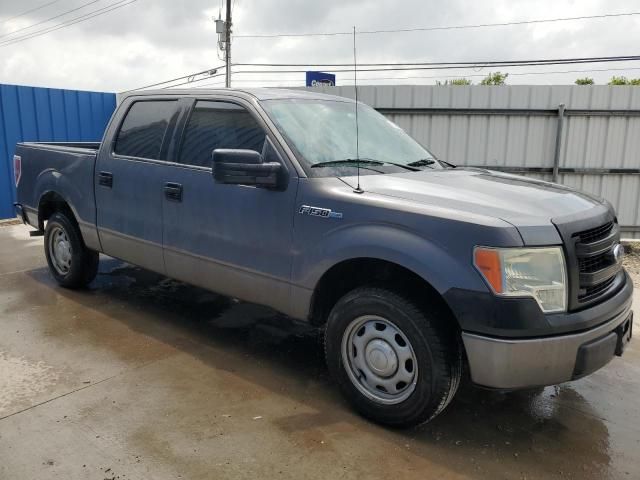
[212,149,283,189]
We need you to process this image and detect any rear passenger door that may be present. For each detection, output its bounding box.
[161,98,298,311]
[96,98,179,273]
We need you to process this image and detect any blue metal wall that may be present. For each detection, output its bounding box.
[0,84,116,219]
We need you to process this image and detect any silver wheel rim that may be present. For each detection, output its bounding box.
[341,315,418,405]
[48,226,72,275]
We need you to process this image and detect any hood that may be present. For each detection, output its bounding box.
[340,168,608,243]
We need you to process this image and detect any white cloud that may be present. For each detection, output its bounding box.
[1,0,640,92]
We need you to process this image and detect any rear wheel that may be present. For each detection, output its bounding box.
[324,287,462,427]
[44,211,99,288]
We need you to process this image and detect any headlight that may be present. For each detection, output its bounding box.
[474,246,567,313]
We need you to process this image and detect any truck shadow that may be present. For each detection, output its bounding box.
[26,258,614,479]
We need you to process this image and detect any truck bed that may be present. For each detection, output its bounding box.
[15,141,100,249]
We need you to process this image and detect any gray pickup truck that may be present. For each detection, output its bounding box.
[14,88,633,427]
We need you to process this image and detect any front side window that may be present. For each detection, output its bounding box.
[179,101,266,167]
[114,100,177,159]
[261,99,441,176]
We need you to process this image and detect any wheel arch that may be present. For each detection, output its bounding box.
[37,190,78,230]
[308,257,461,331]
[297,224,482,327]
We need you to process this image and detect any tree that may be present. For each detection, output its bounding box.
[436,78,472,85]
[480,72,508,85]
[608,76,640,85]
[575,77,594,85]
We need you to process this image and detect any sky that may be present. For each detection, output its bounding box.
[1,0,640,93]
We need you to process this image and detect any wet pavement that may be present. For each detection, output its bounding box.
[1,222,638,480]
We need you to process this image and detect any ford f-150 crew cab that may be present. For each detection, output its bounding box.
[13,88,634,427]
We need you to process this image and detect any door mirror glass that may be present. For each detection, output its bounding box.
[212,149,283,189]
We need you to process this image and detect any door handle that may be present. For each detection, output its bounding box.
[164,182,183,202]
[98,171,113,188]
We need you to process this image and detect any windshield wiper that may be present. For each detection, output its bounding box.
[311,159,386,173]
[439,160,457,168]
[312,158,420,171]
[380,161,420,171]
[311,158,383,168]
[407,158,437,168]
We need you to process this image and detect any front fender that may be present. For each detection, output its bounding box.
[293,222,487,296]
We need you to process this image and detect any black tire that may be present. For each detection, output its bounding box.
[44,211,99,288]
[324,287,462,428]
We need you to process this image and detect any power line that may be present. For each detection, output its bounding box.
[191,66,640,88]
[225,56,640,75]
[332,66,640,82]
[233,55,640,68]
[1,0,65,25]
[127,56,640,92]
[165,72,227,89]
[233,11,640,38]
[0,0,140,48]
[0,0,104,40]
[124,65,226,92]
[211,66,640,81]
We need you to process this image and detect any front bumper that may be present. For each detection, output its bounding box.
[462,277,634,389]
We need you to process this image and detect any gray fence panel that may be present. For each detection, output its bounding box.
[305,85,640,238]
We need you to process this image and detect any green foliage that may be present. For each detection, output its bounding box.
[575,77,594,85]
[480,72,508,85]
[608,76,640,85]
[435,78,472,85]
[609,76,628,85]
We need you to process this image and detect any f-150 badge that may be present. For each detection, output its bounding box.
[299,205,343,219]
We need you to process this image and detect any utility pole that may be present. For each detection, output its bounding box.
[225,0,231,88]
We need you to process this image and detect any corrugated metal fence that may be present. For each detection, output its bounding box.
[0,83,116,219]
[307,85,640,238]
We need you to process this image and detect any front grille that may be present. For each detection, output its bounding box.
[575,221,614,244]
[578,250,611,273]
[554,212,622,311]
[573,221,620,305]
[579,275,616,301]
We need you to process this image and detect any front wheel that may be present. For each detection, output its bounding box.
[44,211,99,288]
[324,287,462,427]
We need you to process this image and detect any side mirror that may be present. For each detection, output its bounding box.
[212,149,283,189]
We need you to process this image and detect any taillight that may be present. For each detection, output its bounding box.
[13,155,21,187]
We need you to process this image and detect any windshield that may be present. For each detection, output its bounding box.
[261,99,441,176]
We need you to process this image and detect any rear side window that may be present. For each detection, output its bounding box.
[114,101,177,159]
[179,101,266,167]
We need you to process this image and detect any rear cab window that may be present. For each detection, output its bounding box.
[179,100,267,168]
[114,100,177,160]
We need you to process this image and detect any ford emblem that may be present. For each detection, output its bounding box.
[612,243,625,263]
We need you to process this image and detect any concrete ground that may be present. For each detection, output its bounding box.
[1,222,638,480]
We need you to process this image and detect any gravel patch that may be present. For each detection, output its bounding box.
[623,242,640,288]
[0,218,22,227]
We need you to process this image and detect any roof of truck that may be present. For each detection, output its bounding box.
[121,87,353,103]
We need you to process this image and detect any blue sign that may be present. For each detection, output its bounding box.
[306,71,336,87]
